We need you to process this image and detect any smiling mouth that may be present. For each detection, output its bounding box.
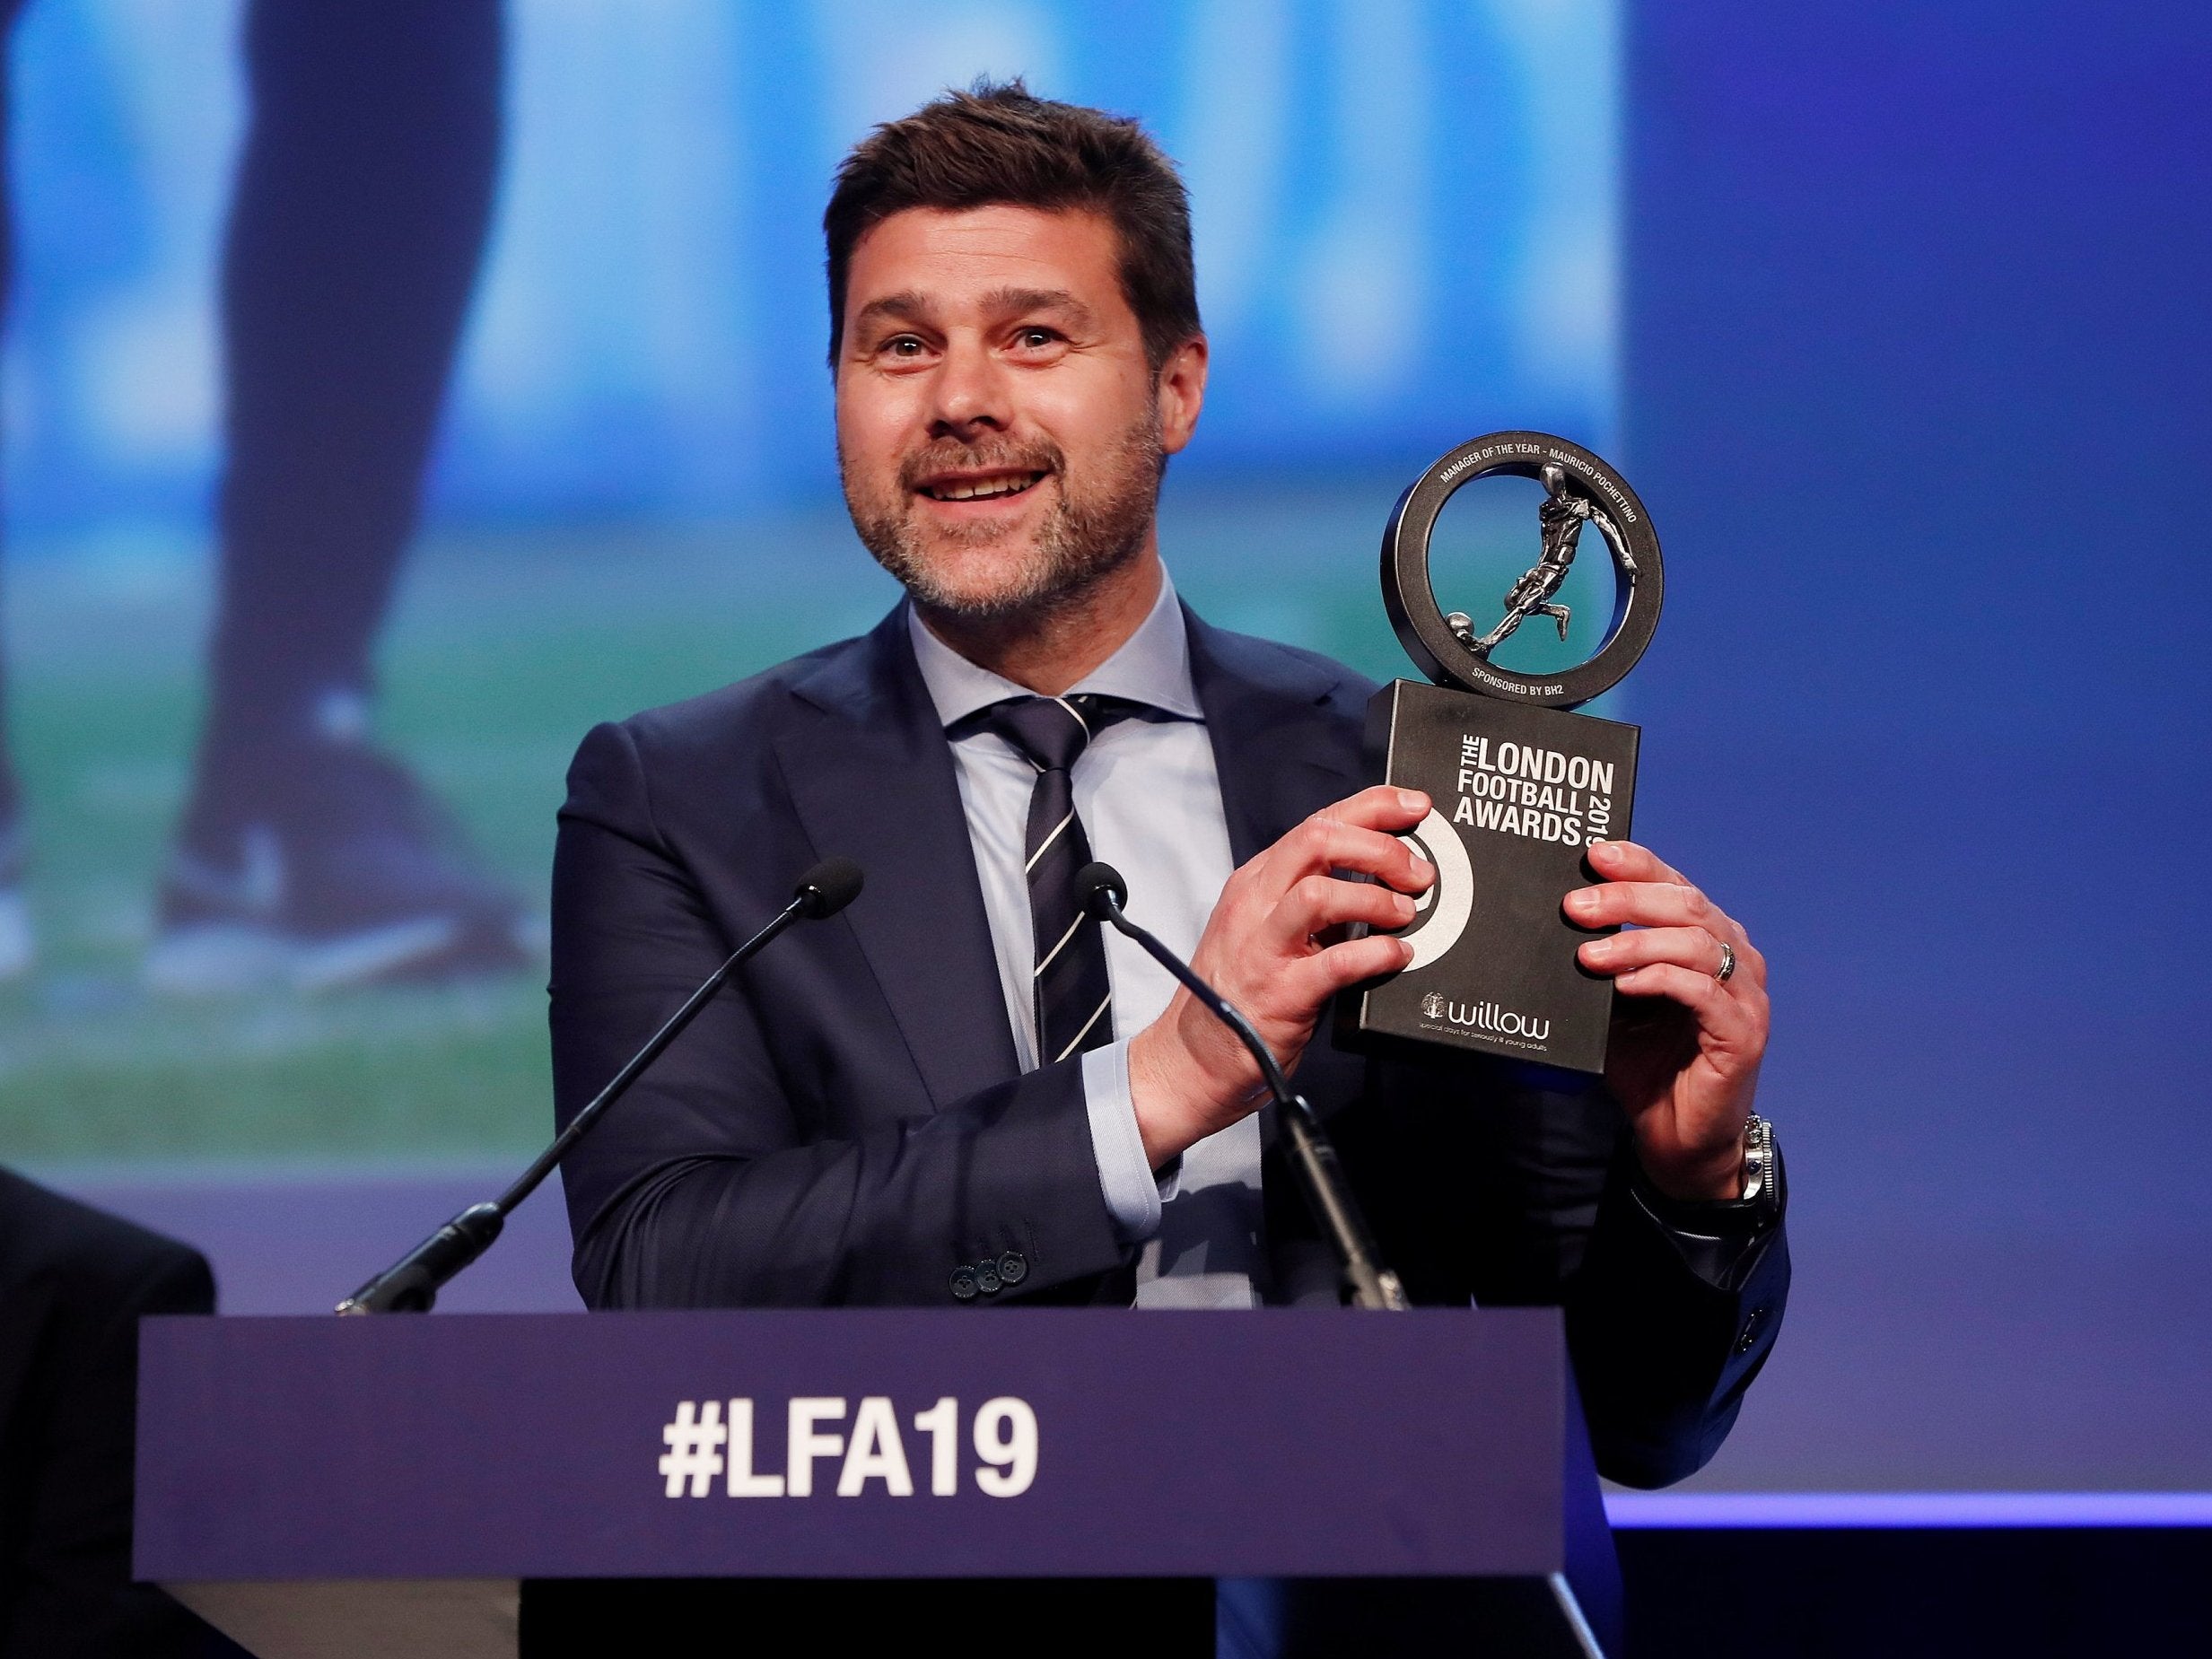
[919,471,1047,503]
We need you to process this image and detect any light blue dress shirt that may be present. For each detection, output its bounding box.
[906,572,1267,1307]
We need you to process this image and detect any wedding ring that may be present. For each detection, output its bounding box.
[1714,940,1737,983]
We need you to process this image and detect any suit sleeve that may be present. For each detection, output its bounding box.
[0,1185,218,1659]
[550,721,1133,1309]
[1564,1141,1789,1488]
[1373,1066,1790,1489]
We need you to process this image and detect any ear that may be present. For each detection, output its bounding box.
[1155,334,1210,456]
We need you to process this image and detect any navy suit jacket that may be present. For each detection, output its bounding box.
[551,604,1788,1488]
[0,1168,217,1658]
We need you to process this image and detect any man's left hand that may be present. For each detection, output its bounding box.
[1567,839,1768,1201]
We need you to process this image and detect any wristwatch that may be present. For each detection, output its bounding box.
[1739,1113,1777,1207]
[1631,1113,1785,1240]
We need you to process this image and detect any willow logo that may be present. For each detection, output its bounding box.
[1395,809,1473,971]
[1418,995,1552,1042]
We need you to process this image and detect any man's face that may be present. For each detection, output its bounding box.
[835,204,1204,622]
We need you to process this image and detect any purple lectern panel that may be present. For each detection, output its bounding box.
[136,1308,1584,1584]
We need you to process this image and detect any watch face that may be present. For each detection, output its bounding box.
[1732,1116,1765,1205]
[1750,1121,1780,1212]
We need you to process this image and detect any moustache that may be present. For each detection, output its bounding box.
[896,437,1063,495]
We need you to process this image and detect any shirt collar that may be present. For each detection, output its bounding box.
[906,565,1204,730]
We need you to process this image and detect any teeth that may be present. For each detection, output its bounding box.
[929,473,1039,502]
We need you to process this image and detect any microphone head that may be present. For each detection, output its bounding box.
[794,857,864,920]
[1076,861,1127,921]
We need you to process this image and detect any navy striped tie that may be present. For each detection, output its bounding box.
[972,694,1140,1066]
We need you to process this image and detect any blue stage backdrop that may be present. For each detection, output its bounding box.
[1,0,2205,1500]
[2,0,1616,528]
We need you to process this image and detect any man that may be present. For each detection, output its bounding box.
[547,82,1785,1649]
[0,1168,221,1657]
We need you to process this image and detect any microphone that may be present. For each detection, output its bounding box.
[1077,862,1409,1312]
[336,857,865,1314]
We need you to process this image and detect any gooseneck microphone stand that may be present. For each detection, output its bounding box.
[336,858,865,1314]
[1079,862,1410,1312]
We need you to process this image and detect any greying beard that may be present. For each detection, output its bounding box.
[844,412,1165,624]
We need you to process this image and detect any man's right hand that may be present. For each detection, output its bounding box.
[1126,786,1435,1166]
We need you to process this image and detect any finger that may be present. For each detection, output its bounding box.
[1565,878,1744,943]
[1289,931,1414,1002]
[1611,961,1762,1051]
[1583,838,1689,886]
[1315,784,1432,833]
[1267,872,1420,953]
[1588,892,1769,992]
[1258,807,1437,900]
[1578,925,1734,981]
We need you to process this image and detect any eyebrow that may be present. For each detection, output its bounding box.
[851,290,933,335]
[849,286,1097,337]
[979,287,1096,328]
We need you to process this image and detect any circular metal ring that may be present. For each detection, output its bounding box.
[1715,940,1738,983]
[1381,431,1663,709]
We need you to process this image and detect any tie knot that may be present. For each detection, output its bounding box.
[971,694,1138,773]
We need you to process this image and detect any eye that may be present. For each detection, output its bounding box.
[885,335,927,357]
[1015,326,1061,349]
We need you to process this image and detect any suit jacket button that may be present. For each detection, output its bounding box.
[975,1262,1002,1295]
[997,1251,1027,1286]
[950,1267,980,1301]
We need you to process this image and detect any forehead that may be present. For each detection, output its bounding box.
[844,204,1126,317]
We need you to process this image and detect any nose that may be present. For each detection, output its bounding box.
[927,332,1010,440]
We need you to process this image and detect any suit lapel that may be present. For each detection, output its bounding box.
[764,604,1368,1112]
[1185,606,1370,863]
[1185,607,1374,1178]
[771,610,1021,1107]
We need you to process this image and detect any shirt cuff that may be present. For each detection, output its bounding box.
[1630,1165,1784,1294]
[1081,1038,1174,1242]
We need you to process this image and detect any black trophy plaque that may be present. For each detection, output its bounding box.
[1338,432,1663,1075]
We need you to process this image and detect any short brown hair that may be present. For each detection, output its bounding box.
[824,79,1202,371]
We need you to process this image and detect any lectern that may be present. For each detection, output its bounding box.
[136,1308,1620,1656]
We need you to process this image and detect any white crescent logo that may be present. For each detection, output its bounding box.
[1394,808,1473,973]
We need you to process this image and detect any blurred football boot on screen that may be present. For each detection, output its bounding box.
[145,693,536,995]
